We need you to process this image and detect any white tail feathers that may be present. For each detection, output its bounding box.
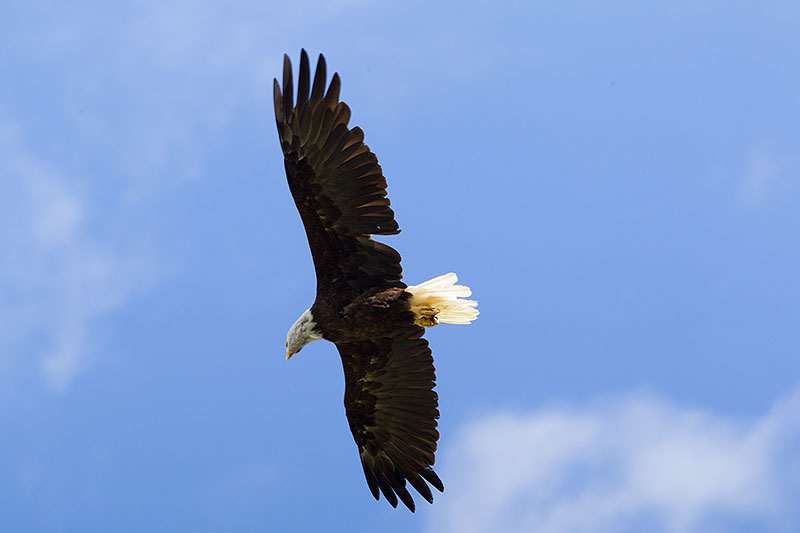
[406,273,479,326]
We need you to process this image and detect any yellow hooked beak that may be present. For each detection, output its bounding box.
[286,349,293,360]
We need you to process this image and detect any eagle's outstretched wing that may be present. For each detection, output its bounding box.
[274,50,404,292]
[336,326,444,512]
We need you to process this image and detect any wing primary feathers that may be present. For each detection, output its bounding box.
[272,78,283,124]
[375,471,399,508]
[392,475,416,512]
[297,103,313,145]
[361,462,381,500]
[406,472,434,504]
[325,72,341,107]
[310,104,336,149]
[282,54,293,119]
[297,49,310,108]
[311,53,327,102]
[420,468,444,493]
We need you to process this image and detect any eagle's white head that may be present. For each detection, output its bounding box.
[286,308,323,360]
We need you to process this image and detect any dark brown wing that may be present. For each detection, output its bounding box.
[336,326,444,512]
[274,50,404,292]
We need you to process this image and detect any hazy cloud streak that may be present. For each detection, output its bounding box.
[431,387,800,533]
[0,126,153,391]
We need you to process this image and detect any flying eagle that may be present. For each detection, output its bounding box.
[274,50,479,512]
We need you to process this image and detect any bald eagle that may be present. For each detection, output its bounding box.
[274,50,478,512]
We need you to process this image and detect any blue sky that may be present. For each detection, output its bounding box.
[2,1,799,531]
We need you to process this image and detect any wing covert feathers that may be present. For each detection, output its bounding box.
[275,50,403,290]
[337,327,444,512]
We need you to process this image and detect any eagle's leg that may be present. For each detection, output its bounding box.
[413,305,440,328]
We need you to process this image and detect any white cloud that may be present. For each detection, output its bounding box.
[430,387,800,533]
[0,126,154,392]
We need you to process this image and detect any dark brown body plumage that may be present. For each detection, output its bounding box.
[274,50,443,511]
[316,287,408,341]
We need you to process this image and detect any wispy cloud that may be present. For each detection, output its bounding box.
[430,387,800,533]
[2,3,359,392]
[0,125,154,392]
